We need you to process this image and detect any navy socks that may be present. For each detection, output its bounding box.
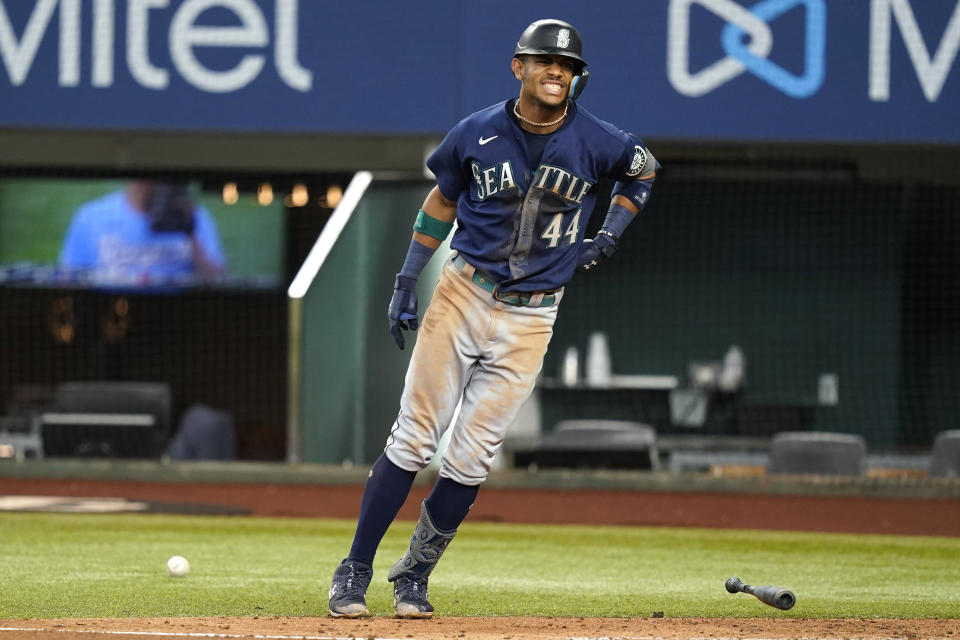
[424,476,479,532]
[346,454,479,565]
[347,453,416,566]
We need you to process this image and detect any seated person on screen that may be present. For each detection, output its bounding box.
[59,181,226,286]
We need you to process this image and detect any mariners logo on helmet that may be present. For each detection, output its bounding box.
[626,146,648,177]
[515,19,587,68]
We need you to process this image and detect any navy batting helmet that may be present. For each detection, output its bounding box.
[514,19,587,69]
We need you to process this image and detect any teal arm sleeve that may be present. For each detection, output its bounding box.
[413,209,454,241]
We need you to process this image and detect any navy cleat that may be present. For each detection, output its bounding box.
[328,559,373,618]
[392,574,434,618]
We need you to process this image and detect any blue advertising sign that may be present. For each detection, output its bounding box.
[0,0,958,142]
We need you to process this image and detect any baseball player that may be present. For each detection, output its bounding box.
[328,18,659,618]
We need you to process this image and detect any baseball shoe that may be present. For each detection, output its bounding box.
[328,558,373,618]
[392,574,434,618]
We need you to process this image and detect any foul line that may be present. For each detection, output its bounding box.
[0,629,898,640]
[1,630,385,640]
[0,631,859,640]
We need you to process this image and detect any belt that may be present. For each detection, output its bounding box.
[452,254,558,307]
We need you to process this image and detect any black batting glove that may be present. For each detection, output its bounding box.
[576,231,617,272]
[388,275,419,350]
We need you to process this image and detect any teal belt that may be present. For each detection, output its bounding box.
[453,254,557,307]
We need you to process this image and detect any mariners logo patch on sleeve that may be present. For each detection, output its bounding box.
[626,145,648,177]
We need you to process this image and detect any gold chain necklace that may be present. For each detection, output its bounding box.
[513,100,568,127]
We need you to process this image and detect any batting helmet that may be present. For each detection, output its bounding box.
[514,19,587,69]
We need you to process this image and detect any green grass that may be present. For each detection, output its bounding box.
[0,512,958,619]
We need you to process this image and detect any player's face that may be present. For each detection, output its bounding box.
[515,54,577,109]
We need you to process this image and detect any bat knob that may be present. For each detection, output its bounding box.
[725,577,743,593]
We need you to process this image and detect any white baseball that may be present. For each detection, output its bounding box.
[166,555,189,577]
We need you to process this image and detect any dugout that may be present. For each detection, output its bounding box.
[4,148,955,465]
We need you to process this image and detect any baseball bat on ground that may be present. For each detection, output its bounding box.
[725,576,796,610]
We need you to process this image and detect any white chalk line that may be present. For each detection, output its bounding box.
[0,629,915,640]
[4,630,366,640]
[3,630,369,640]
[0,628,661,640]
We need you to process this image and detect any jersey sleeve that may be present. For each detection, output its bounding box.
[604,128,658,211]
[609,130,653,183]
[426,122,469,202]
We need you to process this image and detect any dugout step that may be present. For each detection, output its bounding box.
[511,420,660,471]
[655,434,772,473]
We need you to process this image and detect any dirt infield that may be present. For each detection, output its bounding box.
[2,476,959,639]
[1,616,958,640]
